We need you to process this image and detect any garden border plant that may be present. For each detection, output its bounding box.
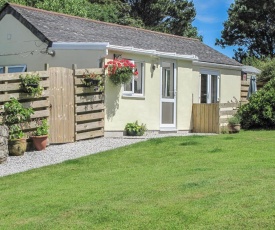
[125,120,147,136]
[1,97,34,155]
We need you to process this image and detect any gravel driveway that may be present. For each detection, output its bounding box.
[0,133,194,177]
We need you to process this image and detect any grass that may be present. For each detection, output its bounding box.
[0,130,275,229]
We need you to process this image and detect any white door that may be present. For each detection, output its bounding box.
[200,70,220,103]
[160,62,176,129]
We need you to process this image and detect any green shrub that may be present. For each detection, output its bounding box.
[125,121,147,136]
[238,78,275,129]
[228,114,240,125]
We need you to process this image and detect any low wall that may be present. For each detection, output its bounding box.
[0,125,9,163]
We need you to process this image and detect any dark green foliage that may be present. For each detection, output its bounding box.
[257,59,275,82]
[238,79,275,129]
[216,0,275,62]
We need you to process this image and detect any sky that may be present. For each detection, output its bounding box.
[192,0,237,59]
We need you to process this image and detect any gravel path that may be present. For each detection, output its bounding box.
[0,133,195,177]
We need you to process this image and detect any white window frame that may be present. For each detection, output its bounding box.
[123,62,145,97]
[199,69,220,103]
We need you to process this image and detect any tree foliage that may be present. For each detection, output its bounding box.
[238,79,275,129]
[0,0,200,39]
[216,0,275,62]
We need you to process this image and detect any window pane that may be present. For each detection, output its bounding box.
[211,75,218,103]
[200,74,208,103]
[134,63,143,94]
[124,81,132,91]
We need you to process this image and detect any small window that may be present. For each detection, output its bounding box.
[124,62,144,96]
[0,65,27,73]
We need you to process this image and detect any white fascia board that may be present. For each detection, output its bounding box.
[108,45,198,61]
[51,42,109,50]
[193,60,243,70]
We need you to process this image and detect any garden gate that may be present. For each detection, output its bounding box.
[48,67,75,143]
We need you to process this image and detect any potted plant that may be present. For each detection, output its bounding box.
[104,59,138,85]
[81,72,105,92]
[31,118,49,151]
[20,73,43,97]
[125,121,147,136]
[227,114,241,133]
[2,98,34,156]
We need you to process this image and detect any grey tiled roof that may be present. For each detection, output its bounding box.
[1,3,241,66]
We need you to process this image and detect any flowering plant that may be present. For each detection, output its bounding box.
[104,59,138,85]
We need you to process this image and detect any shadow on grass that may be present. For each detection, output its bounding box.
[208,147,223,153]
[181,180,209,190]
[180,141,200,146]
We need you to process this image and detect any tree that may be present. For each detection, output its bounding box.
[216,0,275,62]
[125,0,201,38]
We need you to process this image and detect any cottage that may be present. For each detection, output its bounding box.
[0,3,242,136]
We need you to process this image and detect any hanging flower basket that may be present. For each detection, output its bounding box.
[104,59,138,86]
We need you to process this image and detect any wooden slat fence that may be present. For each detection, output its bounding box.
[0,70,50,137]
[0,65,105,144]
[192,103,240,134]
[73,68,105,141]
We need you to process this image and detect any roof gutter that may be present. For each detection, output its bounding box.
[193,60,243,70]
[108,45,198,61]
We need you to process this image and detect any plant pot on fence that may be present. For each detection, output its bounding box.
[31,135,48,151]
[227,124,241,133]
[84,78,100,85]
[8,138,27,156]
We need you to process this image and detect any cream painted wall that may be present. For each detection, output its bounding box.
[0,15,106,70]
[176,60,195,131]
[104,52,161,131]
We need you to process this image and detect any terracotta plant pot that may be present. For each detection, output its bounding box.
[8,138,27,156]
[31,135,48,151]
[227,124,241,133]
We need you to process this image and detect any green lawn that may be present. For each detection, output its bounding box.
[0,131,274,229]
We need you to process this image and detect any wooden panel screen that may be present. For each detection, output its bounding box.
[0,71,50,136]
[192,103,241,134]
[192,103,219,133]
[74,68,105,141]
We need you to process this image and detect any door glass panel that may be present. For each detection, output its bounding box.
[162,67,174,99]
[200,74,207,103]
[162,102,174,124]
[211,75,218,103]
